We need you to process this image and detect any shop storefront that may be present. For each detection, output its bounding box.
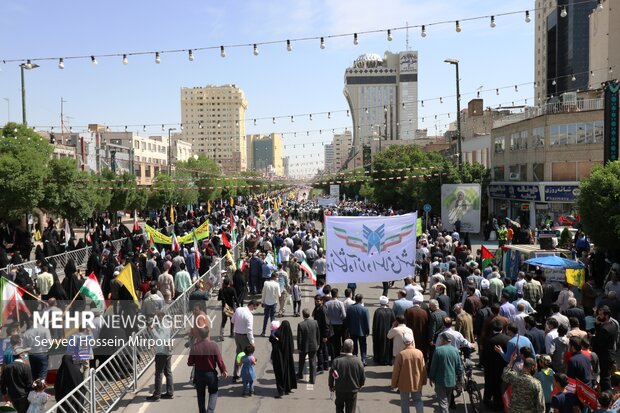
[488,182,580,228]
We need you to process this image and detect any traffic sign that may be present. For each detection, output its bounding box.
[423,203,432,213]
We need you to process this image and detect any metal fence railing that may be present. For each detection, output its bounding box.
[45,239,245,413]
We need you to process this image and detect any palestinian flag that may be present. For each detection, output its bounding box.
[0,277,31,323]
[79,272,105,311]
[193,232,201,270]
[148,233,158,253]
[481,245,494,270]
[300,260,317,285]
[221,232,232,249]
[171,233,180,252]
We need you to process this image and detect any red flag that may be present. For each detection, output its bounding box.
[193,232,201,270]
[221,232,232,249]
[481,245,494,260]
[133,211,139,232]
[171,233,180,252]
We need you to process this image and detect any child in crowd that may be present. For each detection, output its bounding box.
[27,379,49,413]
[534,354,555,413]
[292,281,302,317]
[240,344,257,397]
[594,391,614,413]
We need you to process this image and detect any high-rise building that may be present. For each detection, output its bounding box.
[180,85,248,173]
[589,0,620,88]
[332,131,353,171]
[535,0,597,103]
[246,133,284,176]
[324,143,335,173]
[343,51,418,152]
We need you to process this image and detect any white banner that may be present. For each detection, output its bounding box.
[330,184,340,200]
[318,197,337,206]
[325,213,417,283]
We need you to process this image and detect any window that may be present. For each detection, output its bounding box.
[532,127,545,148]
[532,163,545,181]
[593,121,604,143]
[575,123,586,144]
[494,136,505,153]
[552,162,577,181]
[145,167,151,178]
[493,166,505,181]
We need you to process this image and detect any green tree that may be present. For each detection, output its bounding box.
[39,158,97,223]
[577,161,620,250]
[0,123,53,221]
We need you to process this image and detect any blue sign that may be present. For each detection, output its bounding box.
[544,185,580,202]
[423,203,432,213]
[488,184,541,201]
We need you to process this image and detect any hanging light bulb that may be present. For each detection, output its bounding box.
[199,121,203,129]
[490,16,496,28]
[291,115,294,123]
[609,67,614,73]
[477,91,480,98]
[161,124,165,131]
[571,75,576,82]
[272,117,276,124]
[320,37,325,49]
[597,0,604,11]
[364,107,368,114]
[188,50,194,61]
[387,29,393,41]
[122,54,128,65]
[253,44,259,56]
[155,52,161,64]
[24,59,32,69]
[421,25,427,37]
[421,100,424,107]
[180,123,183,130]
[560,6,567,18]
[353,33,358,45]
[287,40,292,52]
[91,56,97,65]
[440,97,443,103]
[455,21,461,32]
[58,58,64,69]
[124,126,128,132]
[496,88,500,95]
[525,10,531,23]
[235,120,239,127]
[217,121,221,128]
[552,79,557,86]
[328,112,331,119]
[219,46,226,58]
[346,110,350,117]
[515,85,519,92]
[590,70,594,77]
[51,126,54,132]
[253,119,256,126]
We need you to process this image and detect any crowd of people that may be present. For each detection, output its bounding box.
[0,193,619,413]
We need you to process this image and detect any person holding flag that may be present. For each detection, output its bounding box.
[480,245,494,270]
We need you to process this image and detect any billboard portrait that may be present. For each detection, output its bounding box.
[441,184,481,233]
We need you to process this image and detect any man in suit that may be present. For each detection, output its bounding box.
[297,308,320,384]
[345,294,370,365]
[428,299,448,359]
[481,320,510,411]
[328,339,365,413]
[562,297,586,330]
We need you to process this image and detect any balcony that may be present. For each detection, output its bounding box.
[493,98,604,129]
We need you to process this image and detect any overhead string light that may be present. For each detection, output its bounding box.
[455,20,462,32]
[91,56,97,65]
[525,10,531,23]
[560,6,567,18]
[353,33,359,45]
[387,30,393,41]
[220,46,226,58]
[122,54,128,65]
[421,25,427,37]
[58,58,64,69]
[320,37,325,49]
[188,49,194,61]
[490,16,496,28]
[286,40,292,52]
[253,44,259,56]
[155,52,161,64]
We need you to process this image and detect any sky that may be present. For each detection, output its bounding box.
[0,0,534,177]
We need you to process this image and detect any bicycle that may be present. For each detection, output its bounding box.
[452,356,483,413]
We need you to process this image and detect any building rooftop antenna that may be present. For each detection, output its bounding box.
[406,21,410,51]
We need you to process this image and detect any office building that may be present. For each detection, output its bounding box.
[246,133,283,176]
[324,143,335,173]
[589,0,620,88]
[180,85,248,173]
[343,51,419,152]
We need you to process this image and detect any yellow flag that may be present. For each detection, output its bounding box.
[170,205,175,224]
[230,196,234,207]
[207,200,212,214]
[565,268,585,288]
[416,217,423,236]
[116,265,138,304]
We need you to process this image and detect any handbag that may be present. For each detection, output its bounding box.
[223,303,235,318]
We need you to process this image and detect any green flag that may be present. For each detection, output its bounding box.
[416,217,423,236]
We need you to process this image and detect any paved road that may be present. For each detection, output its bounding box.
[116,279,488,413]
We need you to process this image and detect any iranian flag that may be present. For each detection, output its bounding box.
[79,272,105,311]
[193,232,201,270]
[300,260,317,286]
[0,277,31,323]
[237,258,247,272]
[481,245,494,270]
[171,233,180,252]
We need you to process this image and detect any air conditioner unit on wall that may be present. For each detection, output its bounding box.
[509,172,520,181]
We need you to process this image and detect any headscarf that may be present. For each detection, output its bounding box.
[54,355,83,402]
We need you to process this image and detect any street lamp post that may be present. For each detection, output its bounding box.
[444,58,462,173]
[19,62,40,126]
[168,128,176,174]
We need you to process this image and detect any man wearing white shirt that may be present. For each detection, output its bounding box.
[278,245,292,269]
[544,318,560,354]
[514,272,527,294]
[512,292,536,315]
[513,303,529,335]
[260,274,281,336]
[231,299,259,382]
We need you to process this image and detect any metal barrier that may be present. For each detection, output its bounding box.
[45,239,245,413]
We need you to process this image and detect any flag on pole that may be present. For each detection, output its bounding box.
[230,211,237,244]
[416,217,423,236]
[237,258,247,273]
[481,245,494,270]
[566,268,585,288]
[170,206,175,224]
[133,210,139,232]
[0,277,31,323]
[221,232,232,249]
[207,200,212,214]
[193,232,201,270]
[299,260,317,285]
[171,233,180,252]
[80,272,105,311]
[148,232,157,253]
[230,196,234,207]
[64,219,71,246]
[116,265,138,304]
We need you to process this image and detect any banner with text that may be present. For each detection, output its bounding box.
[325,213,417,283]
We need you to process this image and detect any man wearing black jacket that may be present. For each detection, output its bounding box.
[482,321,510,411]
[1,346,33,413]
[313,295,332,372]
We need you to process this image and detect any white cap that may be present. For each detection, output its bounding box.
[403,332,414,344]
[379,296,389,305]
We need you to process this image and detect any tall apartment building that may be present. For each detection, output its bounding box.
[343,51,419,153]
[535,0,598,103]
[324,143,335,173]
[246,133,283,176]
[589,0,620,88]
[332,131,353,171]
[180,85,248,174]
